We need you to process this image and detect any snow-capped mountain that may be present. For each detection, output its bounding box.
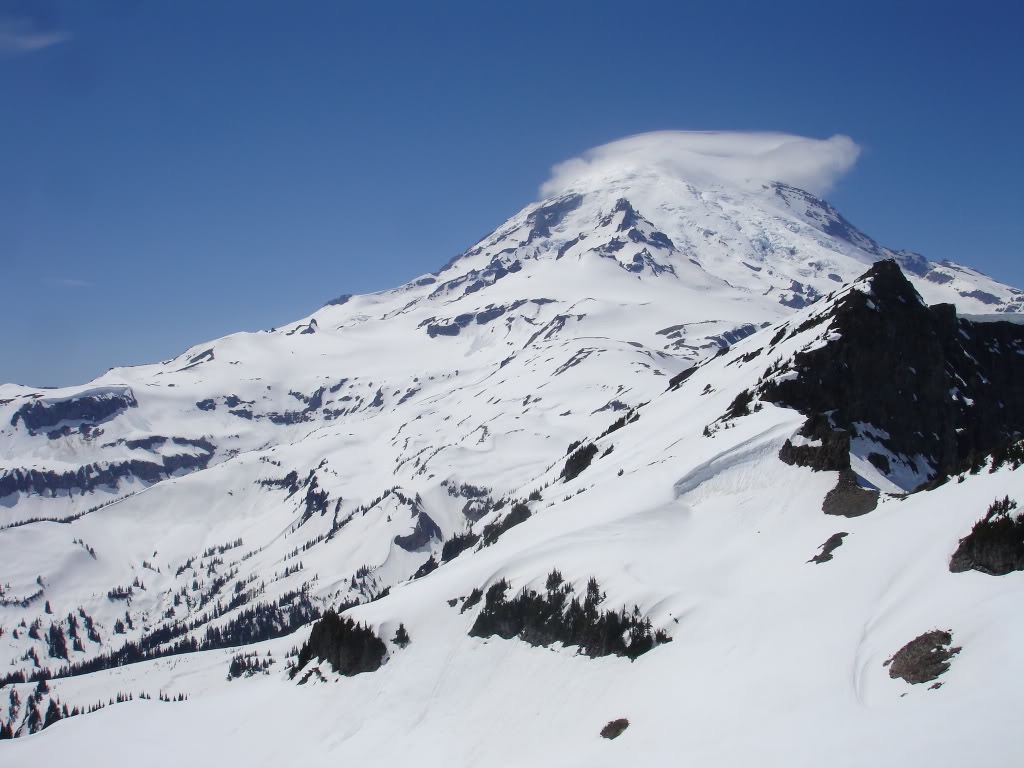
[2,142,1024,766]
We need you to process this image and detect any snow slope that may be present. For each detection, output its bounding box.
[2,152,1024,765]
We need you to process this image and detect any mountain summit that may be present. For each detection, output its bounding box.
[2,141,1024,766]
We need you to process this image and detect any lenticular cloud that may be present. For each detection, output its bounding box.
[541,131,861,198]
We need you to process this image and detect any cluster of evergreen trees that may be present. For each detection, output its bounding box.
[106,585,133,601]
[441,531,479,562]
[560,443,599,482]
[481,503,532,546]
[950,496,1024,575]
[227,652,274,679]
[292,609,386,678]
[596,407,641,439]
[468,570,670,660]
[3,592,320,685]
[988,438,1024,473]
[0,681,189,739]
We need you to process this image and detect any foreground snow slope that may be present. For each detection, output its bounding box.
[5,306,1024,764]
[3,148,1024,764]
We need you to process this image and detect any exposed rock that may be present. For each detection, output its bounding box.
[778,432,851,472]
[949,496,1024,575]
[600,719,630,740]
[179,349,214,371]
[763,260,1024,489]
[525,194,583,243]
[1,458,192,499]
[821,470,879,517]
[394,511,442,552]
[0,438,215,499]
[11,388,137,435]
[809,532,848,564]
[885,630,961,685]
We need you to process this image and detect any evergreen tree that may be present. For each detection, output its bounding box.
[392,623,410,648]
[293,610,386,677]
[43,698,62,729]
[47,623,69,659]
[25,702,42,733]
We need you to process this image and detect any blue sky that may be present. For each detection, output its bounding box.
[1,0,1021,386]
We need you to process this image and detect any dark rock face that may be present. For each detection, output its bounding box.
[660,322,761,355]
[11,389,137,435]
[772,183,881,256]
[959,289,1001,305]
[0,437,215,499]
[429,255,523,300]
[265,386,327,425]
[421,298,555,338]
[885,630,961,684]
[393,511,442,552]
[525,194,583,243]
[425,313,475,338]
[778,280,822,309]
[809,532,848,564]
[179,349,214,371]
[821,471,879,517]
[603,198,640,232]
[764,260,1024,488]
[949,496,1024,575]
[778,414,851,472]
[600,719,630,740]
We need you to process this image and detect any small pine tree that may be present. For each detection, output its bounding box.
[392,623,410,649]
[25,702,42,733]
[43,698,62,729]
[47,623,69,660]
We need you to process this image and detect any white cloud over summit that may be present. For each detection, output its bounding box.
[541,131,861,198]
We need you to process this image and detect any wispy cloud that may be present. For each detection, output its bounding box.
[0,11,70,55]
[58,278,93,288]
[541,131,861,198]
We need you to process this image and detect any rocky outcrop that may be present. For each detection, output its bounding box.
[821,470,879,517]
[0,438,215,499]
[885,630,961,685]
[765,260,1024,489]
[808,532,848,564]
[949,496,1024,575]
[11,388,137,436]
[394,511,442,552]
